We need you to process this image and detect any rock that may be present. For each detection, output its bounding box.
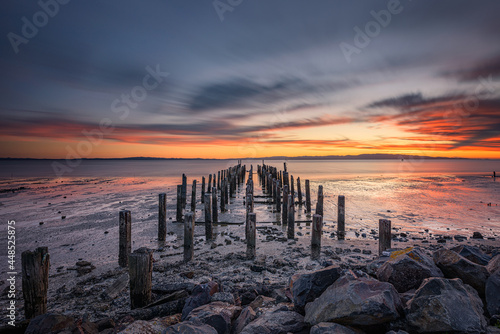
[487,255,500,274]
[310,322,361,334]
[232,306,256,334]
[386,331,409,334]
[366,258,389,276]
[248,295,276,312]
[487,326,500,334]
[118,319,169,333]
[450,245,491,265]
[486,270,500,316]
[304,271,403,326]
[211,292,235,305]
[289,265,342,312]
[164,321,218,334]
[25,313,98,334]
[406,277,487,333]
[240,309,304,334]
[473,232,484,239]
[182,282,219,320]
[186,301,241,334]
[377,247,443,292]
[433,249,490,295]
[454,235,467,241]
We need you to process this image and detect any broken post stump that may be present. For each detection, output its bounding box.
[287,195,295,239]
[176,185,183,223]
[191,180,197,212]
[311,214,323,259]
[246,213,256,259]
[316,185,324,217]
[119,210,131,267]
[181,174,187,208]
[212,187,218,224]
[22,247,49,319]
[282,185,289,225]
[129,248,153,309]
[337,195,345,240]
[379,219,392,255]
[184,212,195,262]
[297,177,303,205]
[305,180,311,213]
[158,193,167,242]
[201,176,206,203]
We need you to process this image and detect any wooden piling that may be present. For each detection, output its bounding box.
[297,177,303,205]
[204,193,212,241]
[176,185,183,223]
[276,186,281,213]
[287,195,295,239]
[184,212,195,262]
[282,185,289,225]
[217,171,221,190]
[158,193,167,242]
[246,213,256,259]
[337,195,345,240]
[212,187,218,223]
[494,171,496,178]
[201,176,206,203]
[119,210,131,267]
[208,174,212,192]
[305,180,311,213]
[129,248,153,309]
[181,174,187,208]
[191,180,197,212]
[379,219,392,255]
[22,247,49,319]
[316,185,324,217]
[290,175,295,200]
[311,214,323,249]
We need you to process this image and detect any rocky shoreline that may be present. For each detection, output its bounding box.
[3,230,500,334]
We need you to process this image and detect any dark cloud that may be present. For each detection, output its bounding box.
[441,55,500,82]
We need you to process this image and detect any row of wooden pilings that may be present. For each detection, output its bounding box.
[20,162,393,319]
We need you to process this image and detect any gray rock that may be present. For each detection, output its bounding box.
[240,309,304,334]
[377,247,443,292]
[186,301,241,334]
[304,271,403,326]
[433,249,490,295]
[25,313,98,334]
[118,320,168,333]
[486,270,500,316]
[232,306,256,334]
[487,326,500,334]
[211,292,235,305]
[164,321,218,334]
[289,265,342,312]
[386,331,409,334]
[182,282,219,320]
[487,255,500,274]
[310,322,361,334]
[451,245,491,265]
[406,277,487,333]
[366,257,389,276]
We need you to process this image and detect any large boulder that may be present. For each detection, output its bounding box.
[186,301,241,334]
[182,282,219,320]
[487,255,500,274]
[232,306,256,334]
[118,319,169,333]
[406,277,487,333]
[25,313,98,334]
[240,307,304,334]
[433,249,490,295]
[376,247,443,292]
[304,271,403,326]
[451,245,491,265]
[310,322,362,334]
[164,321,218,334]
[486,270,500,316]
[289,265,342,312]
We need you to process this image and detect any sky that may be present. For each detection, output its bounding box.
[1,0,500,159]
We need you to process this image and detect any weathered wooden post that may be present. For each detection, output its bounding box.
[282,185,289,225]
[283,171,289,187]
[337,195,345,240]
[204,193,212,241]
[494,171,496,178]
[217,171,221,190]
[287,195,295,239]
[176,185,183,223]
[311,215,323,259]
[201,176,206,203]
[316,185,324,217]
[22,247,49,319]
[208,174,212,192]
[191,180,197,212]
[181,174,187,208]
[129,248,153,309]
[158,193,167,241]
[284,162,287,172]
[212,187,218,224]
[119,210,131,267]
[276,185,281,213]
[297,177,303,205]
[246,213,257,259]
[290,175,295,200]
[305,180,311,213]
[220,181,226,212]
[379,219,392,255]
[184,212,195,262]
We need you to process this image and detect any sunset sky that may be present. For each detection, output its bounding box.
[1,1,500,159]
